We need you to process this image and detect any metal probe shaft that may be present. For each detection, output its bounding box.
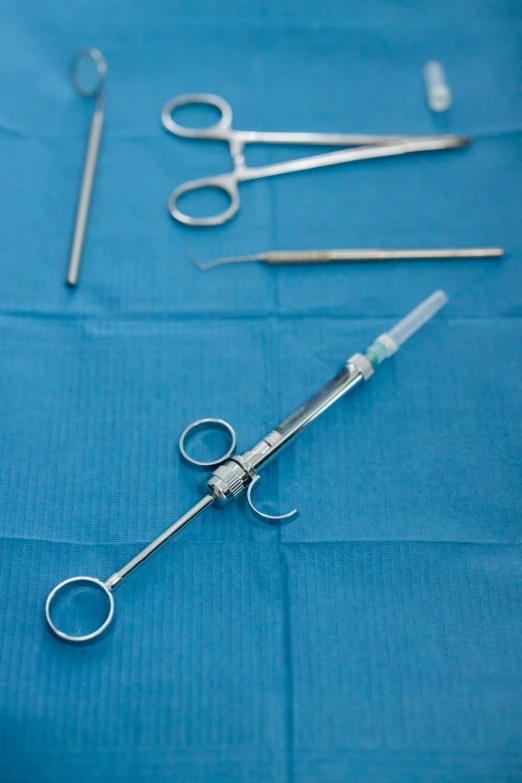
[262,247,504,263]
[67,93,105,286]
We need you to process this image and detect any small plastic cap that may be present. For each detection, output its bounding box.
[366,290,448,364]
[424,61,452,112]
[388,290,448,347]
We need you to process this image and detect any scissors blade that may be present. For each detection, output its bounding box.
[234,129,463,146]
[237,136,470,182]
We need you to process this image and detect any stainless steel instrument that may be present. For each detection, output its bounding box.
[67,49,107,287]
[46,290,448,644]
[161,93,470,227]
[189,247,504,271]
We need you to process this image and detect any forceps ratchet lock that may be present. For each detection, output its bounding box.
[161,93,471,226]
[46,290,448,644]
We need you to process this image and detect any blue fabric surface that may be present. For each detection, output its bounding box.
[0,1,521,781]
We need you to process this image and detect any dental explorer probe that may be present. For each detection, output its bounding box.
[46,290,448,644]
[189,247,503,271]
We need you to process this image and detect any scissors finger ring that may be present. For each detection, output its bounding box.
[168,174,240,227]
[161,93,233,140]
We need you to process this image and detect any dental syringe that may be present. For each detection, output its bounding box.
[46,290,448,643]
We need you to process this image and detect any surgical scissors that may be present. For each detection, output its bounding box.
[161,93,471,226]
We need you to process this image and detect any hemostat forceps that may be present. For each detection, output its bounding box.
[161,93,470,226]
[46,290,448,644]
